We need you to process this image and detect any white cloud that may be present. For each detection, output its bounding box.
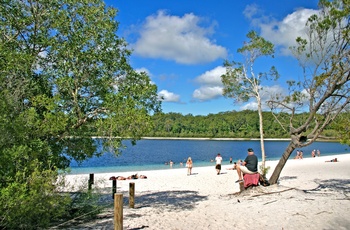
[245,5,319,55]
[243,4,260,20]
[132,11,227,64]
[195,66,226,86]
[158,89,180,102]
[192,86,223,101]
[260,85,285,101]
[240,85,312,111]
[192,66,226,101]
[241,85,286,110]
[241,101,258,110]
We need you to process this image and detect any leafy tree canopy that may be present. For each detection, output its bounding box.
[0,0,160,228]
[267,0,349,184]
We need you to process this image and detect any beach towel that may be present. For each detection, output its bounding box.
[243,173,260,188]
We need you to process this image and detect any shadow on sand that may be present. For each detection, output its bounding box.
[303,178,350,194]
[54,189,207,229]
[130,189,208,210]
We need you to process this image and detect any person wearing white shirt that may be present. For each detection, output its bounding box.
[215,153,223,175]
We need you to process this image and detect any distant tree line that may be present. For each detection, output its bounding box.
[146,110,346,140]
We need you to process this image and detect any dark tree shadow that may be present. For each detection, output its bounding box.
[303,179,350,194]
[55,190,208,229]
[129,190,208,211]
[96,187,208,209]
[279,176,298,181]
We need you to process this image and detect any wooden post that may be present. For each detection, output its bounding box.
[89,173,94,184]
[239,181,245,192]
[129,182,135,208]
[88,173,94,191]
[112,180,117,199]
[114,193,123,230]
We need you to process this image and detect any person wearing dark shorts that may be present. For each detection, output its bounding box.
[235,148,258,182]
[215,153,223,175]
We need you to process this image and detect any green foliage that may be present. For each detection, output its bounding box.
[146,110,343,139]
[221,31,278,103]
[237,31,275,57]
[0,0,160,228]
[331,111,350,145]
[0,162,71,229]
[260,165,271,177]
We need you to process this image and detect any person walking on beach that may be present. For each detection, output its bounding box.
[186,157,193,175]
[215,153,223,175]
[235,148,258,182]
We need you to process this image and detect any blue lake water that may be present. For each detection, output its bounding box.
[69,139,349,174]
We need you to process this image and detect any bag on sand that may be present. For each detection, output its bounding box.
[259,174,270,187]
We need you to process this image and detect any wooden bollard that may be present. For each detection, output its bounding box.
[89,173,94,184]
[88,173,94,190]
[112,180,117,198]
[109,176,117,199]
[239,181,245,192]
[114,193,123,230]
[129,182,135,208]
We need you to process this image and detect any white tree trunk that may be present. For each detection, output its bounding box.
[257,96,266,171]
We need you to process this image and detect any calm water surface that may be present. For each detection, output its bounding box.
[69,139,349,174]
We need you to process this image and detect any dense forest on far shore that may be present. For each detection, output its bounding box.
[145,110,346,139]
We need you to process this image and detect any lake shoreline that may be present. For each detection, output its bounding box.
[141,136,340,142]
[69,139,348,175]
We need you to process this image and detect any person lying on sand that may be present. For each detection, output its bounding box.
[112,176,126,180]
[127,174,138,180]
[110,174,147,180]
[325,158,338,162]
[226,162,237,170]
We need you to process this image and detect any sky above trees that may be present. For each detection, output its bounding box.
[107,0,320,115]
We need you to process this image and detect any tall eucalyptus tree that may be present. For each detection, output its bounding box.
[221,31,279,173]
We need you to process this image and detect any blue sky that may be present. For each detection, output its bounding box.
[105,0,320,115]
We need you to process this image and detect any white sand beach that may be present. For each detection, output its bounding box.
[61,154,350,230]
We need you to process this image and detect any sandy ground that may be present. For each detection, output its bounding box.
[57,154,350,230]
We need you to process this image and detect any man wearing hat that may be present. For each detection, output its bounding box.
[235,148,258,183]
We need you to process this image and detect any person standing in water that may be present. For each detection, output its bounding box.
[186,157,193,175]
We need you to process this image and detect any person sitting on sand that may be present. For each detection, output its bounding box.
[235,148,258,183]
[227,161,237,170]
[186,157,193,175]
[325,158,338,162]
